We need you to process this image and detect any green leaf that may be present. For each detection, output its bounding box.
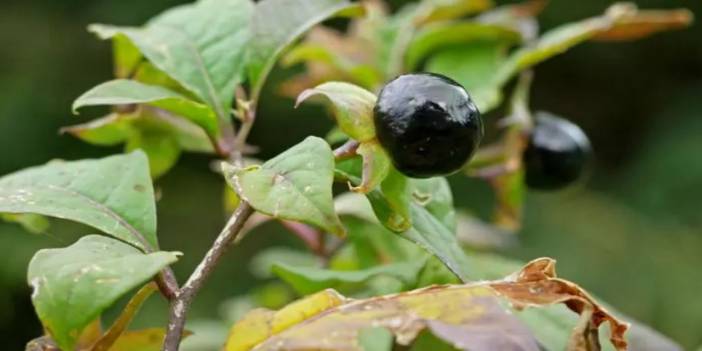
[247,0,366,102]
[296,81,377,142]
[73,79,218,137]
[112,34,142,78]
[0,213,50,234]
[359,327,394,351]
[418,0,494,24]
[126,130,181,178]
[250,247,320,279]
[62,113,133,146]
[426,41,509,112]
[411,177,456,231]
[230,136,345,236]
[367,168,412,232]
[90,0,254,132]
[405,21,519,70]
[404,203,471,282]
[27,235,179,350]
[0,151,158,250]
[272,258,427,294]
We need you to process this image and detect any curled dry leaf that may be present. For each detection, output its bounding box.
[225,258,628,351]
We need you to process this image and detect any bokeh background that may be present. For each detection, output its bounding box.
[1,0,700,349]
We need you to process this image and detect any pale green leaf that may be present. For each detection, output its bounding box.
[353,141,391,194]
[247,0,366,101]
[72,79,218,137]
[272,258,427,294]
[0,213,50,234]
[0,151,158,250]
[359,327,394,351]
[27,235,179,350]
[296,81,377,142]
[230,136,345,236]
[112,34,142,78]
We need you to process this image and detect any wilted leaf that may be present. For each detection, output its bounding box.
[90,283,157,351]
[110,328,192,351]
[0,151,158,250]
[467,253,682,351]
[296,81,377,142]
[228,258,628,351]
[225,289,347,351]
[90,0,254,140]
[272,258,427,294]
[247,0,366,102]
[27,235,179,350]
[494,3,694,90]
[229,136,345,236]
[72,79,218,137]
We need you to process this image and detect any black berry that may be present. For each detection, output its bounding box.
[524,112,592,190]
[373,73,483,178]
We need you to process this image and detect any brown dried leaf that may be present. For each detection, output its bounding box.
[225,258,628,351]
[593,6,693,41]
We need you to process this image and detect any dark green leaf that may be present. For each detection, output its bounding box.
[0,151,158,250]
[90,0,254,132]
[229,136,345,236]
[247,0,365,101]
[27,235,179,350]
[426,41,509,112]
[367,168,412,232]
[405,21,519,70]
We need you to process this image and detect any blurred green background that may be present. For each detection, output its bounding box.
[1,0,701,350]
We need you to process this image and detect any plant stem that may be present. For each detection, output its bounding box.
[162,202,254,351]
[333,140,360,160]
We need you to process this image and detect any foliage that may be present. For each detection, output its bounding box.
[0,0,693,350]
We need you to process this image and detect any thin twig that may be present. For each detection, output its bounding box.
[333,140,360,160]
[162,202,254,351]
[162,93,257,350]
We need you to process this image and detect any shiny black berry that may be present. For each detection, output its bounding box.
[373,73,483,178]
[524,112,592,190]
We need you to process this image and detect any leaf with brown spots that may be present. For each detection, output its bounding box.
[225,258,628,351]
